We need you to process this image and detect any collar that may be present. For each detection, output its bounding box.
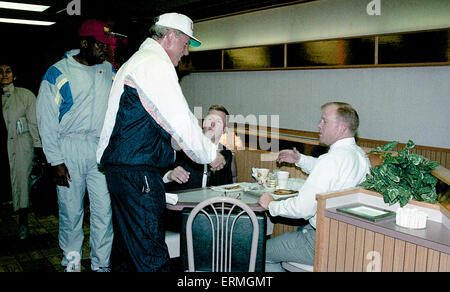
[2,83,14,96]
[329,137,356,151]
[64,49,106,69]
[64,49,82,67]
[139,38,173,66]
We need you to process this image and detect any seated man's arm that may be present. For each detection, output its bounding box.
[163,166,190,184]
[277,147,318,174]
[263,154,337,220]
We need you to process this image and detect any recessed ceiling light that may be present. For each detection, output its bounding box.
[0,17,55,26]
[0,1,50,12]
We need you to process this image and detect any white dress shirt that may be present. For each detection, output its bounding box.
[268,137,371,228]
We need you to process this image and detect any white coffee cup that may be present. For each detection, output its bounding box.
[277,171,289,189]
[252,168,269,185]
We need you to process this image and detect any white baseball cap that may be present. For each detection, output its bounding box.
[155,12,202,47]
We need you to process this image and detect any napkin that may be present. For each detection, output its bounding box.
[396,207,427,229]
[165,193,178,205]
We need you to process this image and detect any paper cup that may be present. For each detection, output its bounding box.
[277,171,289,189]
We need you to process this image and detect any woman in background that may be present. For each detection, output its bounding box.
[0,63,43,239]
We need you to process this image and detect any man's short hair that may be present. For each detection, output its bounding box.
[208,104,229,116]
[149,23,183,40]
[321,102,359,134]
[208,104,229,126]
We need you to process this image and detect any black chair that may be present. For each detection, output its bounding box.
[180,197,266,272]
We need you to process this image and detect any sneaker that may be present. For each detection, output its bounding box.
[18,225,28,240]
[64,263,81,272]
[93,267,111,272]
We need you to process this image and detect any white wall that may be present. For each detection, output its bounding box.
[181,67,450,148]
[192,0,450,51]
[181,0,450,148]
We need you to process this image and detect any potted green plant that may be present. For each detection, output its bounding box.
[360,140,439,207]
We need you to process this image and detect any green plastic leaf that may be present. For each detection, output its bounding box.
[369,141,398,154]
[382,141,399,152]
[409,153,423,165]
[361,140,438,207]
[420,192,437,204]
[423,174,438,185]
[405,140,415,150]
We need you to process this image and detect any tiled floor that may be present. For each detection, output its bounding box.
[0,203,92,272]
[0,202,183,272]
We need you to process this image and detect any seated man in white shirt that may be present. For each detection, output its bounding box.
[258,102,371,272]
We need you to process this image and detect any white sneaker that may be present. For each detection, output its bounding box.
[93,267,111,272]
[64,264,81,272]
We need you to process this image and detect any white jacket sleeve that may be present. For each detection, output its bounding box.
[36,80,64,166]
[128,58,217,165]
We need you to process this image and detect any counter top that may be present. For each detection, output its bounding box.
[325,206,450,254]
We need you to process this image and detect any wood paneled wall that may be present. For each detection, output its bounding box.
[357,138,449,169]
[230,124,450,169]
[234,149,308,183]
[316,218,449,272]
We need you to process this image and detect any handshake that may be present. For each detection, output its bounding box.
[167,150,226,184]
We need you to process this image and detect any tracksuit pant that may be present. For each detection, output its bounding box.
[58,135,113,271]
[105,165,170,272]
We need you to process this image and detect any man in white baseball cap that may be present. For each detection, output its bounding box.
[155,12,202,47]
[97,12,225,272]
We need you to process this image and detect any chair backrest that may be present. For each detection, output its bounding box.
[186,196,259,272]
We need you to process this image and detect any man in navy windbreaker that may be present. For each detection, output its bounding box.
[97,13,226,272]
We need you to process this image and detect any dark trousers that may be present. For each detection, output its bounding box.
[105,166,170,272]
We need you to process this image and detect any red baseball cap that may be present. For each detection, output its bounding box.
[78,19,114,45]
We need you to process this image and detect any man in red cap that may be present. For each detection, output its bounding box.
[76,19,115,66]
[36,19,116,272]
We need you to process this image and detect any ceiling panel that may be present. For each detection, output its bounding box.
[0,0,316,93]
[1,0,316,23]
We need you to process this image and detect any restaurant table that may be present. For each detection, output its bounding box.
[165,186,266,212]
[165,184,271,237]
[165,178,306,211]
[165,179,306,236]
